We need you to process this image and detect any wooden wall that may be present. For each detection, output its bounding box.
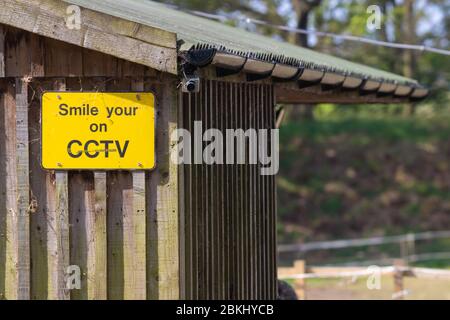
[181,80,278,299]
[0,25,179,299]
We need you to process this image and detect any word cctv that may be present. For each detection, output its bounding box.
[171,121,279,175]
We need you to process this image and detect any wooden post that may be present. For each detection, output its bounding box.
[147,74,179,299]
[393,259,405,300]
[293,260,306,300]
[15,78,31,299]
[130,77,147,300]
[0,80,20,300]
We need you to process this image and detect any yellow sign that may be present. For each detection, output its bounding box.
[41,92,155,170]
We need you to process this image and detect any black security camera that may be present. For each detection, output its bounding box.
[182,75,200,93]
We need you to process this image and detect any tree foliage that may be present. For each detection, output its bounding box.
[154,0,449,113]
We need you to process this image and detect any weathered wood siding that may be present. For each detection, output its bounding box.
[0,25,179,300]
[181,80,277,299]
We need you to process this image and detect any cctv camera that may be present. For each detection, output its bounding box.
[182,76,200,93]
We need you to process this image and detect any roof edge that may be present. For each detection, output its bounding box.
[183,43,429,103]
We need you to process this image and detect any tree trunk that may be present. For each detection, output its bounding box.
[402,0,417,116]
[289,0,322,122]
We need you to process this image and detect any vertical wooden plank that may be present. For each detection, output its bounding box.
[44,38,82,77]
[91,78,107,300]
[131,78,147,300]
[106,77,146,299]
[5,28,44,77]
[53,79,70,300]
[55,169,70,300]
[93,171,107,300]
[0,80,5,299]
[105,79,130,300]
[29,79,52,300]
[106,171,133,299]
[69,171,95,300]
[83,48,118,77]
[0,26,5,77]
[15,78,30,299]
[67,78,105,300]
[30,78,70,300]
[146,73,179,299]
[0,80,18,300]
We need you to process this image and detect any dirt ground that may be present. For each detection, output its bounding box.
[304,275,450,300]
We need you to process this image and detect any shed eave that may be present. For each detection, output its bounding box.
[1,0,178,75]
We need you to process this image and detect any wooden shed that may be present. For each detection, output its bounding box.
[0,0,427,300]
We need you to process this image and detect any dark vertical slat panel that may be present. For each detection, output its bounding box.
[263,84,269,299]
[243,82,250,300]
[256,83,262,299]
[261,85,270,299]
[218,80,225,300]
[253,83,258,299]
[204,79,211,299]
[234,84,244,299]
[262,83,268,300]
[225,81,230,300]
[181,80,276,300]
[229,82,235,299]
[182,91,192,299]
[247,83,253,300]
[198,79,205,299]
[191,89,199,300]
[270,84,276,299]
[255,84,264,299]
[235,82,243,299]
[209,79,218,300]
[271,84,278,299]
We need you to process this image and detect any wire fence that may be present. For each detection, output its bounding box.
[165,3,450,56]
[278,230,450,253]
[278,260,450,300]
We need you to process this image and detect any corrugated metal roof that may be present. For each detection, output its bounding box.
[64,0,419,86]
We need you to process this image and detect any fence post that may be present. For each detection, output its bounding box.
[393,259,405,300]
[293,260,306,300]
